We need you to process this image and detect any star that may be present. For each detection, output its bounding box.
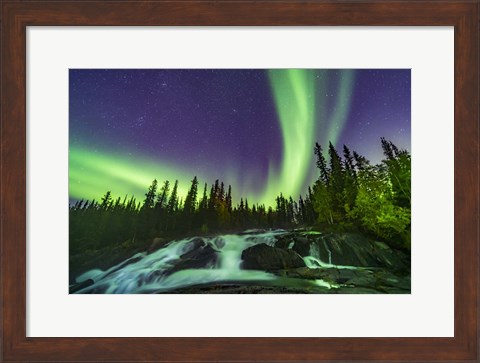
[69,68,410,205]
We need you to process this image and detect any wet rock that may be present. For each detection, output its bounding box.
[211,237,225,250]
[275,234,295,249]
[285,231,410,272]
[241,243,305,271]
[183,237,206,253]
[273,264,410,293]
[170,244,218,273]
[336,269,360,283]
[374,271,411,290]
[339,268,410,292]
[344,274,377,287]
[275,267,340,284]
[290,236,312,255]
[372,244,410,275]
[320,233,379,266]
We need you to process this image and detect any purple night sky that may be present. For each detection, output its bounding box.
[69,69,410,206]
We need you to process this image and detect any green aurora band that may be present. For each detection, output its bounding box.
[69,70,355,207]
[325,70,356,147]
[261,69,316,204]
[69,147,192,203]
[261,69,356,204]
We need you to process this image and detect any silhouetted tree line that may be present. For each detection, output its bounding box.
[70,138,410,255]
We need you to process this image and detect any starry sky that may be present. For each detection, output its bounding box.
[69,69,410,207]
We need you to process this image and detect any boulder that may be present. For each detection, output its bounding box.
[290,236,311,255]
[169,244,218,273]
[288,232,410,271]
[275,234,295,249]
[183,237,206,254]
[372,244,410,274]
[241,243,305,271]
[320,233,380,266]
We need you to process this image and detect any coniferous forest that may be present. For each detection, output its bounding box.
[70,138,411,294]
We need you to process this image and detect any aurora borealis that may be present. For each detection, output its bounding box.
[69,69,410,207]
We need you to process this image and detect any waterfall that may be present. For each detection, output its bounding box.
[72,230,316,294]
[218,234,249,271]
[309,243,321,259]
[323,239,333,264]
[303,238,358,270]
[303,255,359,270]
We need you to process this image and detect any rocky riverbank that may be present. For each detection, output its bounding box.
[70,229,410,294]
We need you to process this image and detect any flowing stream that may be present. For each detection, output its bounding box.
[72,230,345,294]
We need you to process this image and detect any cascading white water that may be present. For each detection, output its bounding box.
[218,235,247,270]
[309,243,322,261]
[323,239,333,264]
[73,229,331,294]
[303,241,360,270]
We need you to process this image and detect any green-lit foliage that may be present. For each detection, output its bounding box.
[311,139,411,249]
[69,139,410,254]
[350,164,411,249]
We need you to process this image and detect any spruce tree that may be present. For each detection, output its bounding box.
[226,185,232,212]
[314,142,329,184]
[183,176,199,215]
[155,180,170,210]
[167,180,179,214]
[142,179,158,210]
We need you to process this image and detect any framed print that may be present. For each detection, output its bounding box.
[1,1,478,362]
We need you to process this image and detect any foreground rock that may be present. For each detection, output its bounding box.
[274,266,410,292]
[71,229,411,294]
[241,243,305,271]
[168,240,217,274]
[276,231,410,274]
[158,281,409,294]
[159,284,326,294]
